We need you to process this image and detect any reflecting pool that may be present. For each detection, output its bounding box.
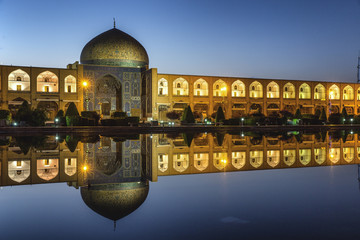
[1,131,360,239]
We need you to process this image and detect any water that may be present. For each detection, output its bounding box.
[1,131,360,239]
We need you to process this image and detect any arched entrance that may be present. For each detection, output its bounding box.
[37,101,58,120]
[95,75,122,116]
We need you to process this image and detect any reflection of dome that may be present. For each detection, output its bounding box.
[80,28,149,68]
[81,182,149,221]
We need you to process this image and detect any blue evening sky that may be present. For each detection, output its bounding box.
[0,0,360,82]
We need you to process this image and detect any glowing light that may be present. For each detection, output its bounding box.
[221,87,227,92]
[83,166,88,171]
[330,154,334,158]
[221,159,227,164]
[82,81,88,87]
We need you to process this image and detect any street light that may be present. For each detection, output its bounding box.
[83,81,89,111]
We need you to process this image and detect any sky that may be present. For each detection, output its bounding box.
[0,0,360,82]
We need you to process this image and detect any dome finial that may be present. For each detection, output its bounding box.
[113,17,116,28]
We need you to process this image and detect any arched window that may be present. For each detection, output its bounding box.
[299,83,311,99]
[173,153,189,172]
[37,71,58,92]
[231,80,245,97]
[283,149,296,166]
[357,87,360,100]
[8,160,30,183]
[8,69,30,91]
[267,150,280,167]
[158,78,168,96]
[266,81,279,98]
[232,151,246,169]
[64,158,77,176]
[158,154,169,172]
[283,83,295,99]
[173,78,189,96]
[213,80,227,97]
[314,84,325,100]
[314,148,326,165]
[343,147,354,163]
[37,159,59,180]
[194,79,208,96]
[329,84,340,100]
[194,153,209,171]
[133,83,139,96]
[299,149,311,165]
[213,152,228,170]
[64,75,76,93]
[343,85,354,100]
[249,81,263,98]
[329,148,340,163]
[250,150,263,168]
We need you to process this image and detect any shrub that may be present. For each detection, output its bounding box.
[0,110,11,120]
[166,111,181,120]
[65,103,80,126]
[112,111,127,119]
[328,113,342,124]
[181,105,195,124]
[56,110,64,118]
[294,109,302,119]
[215,106,225,123]
[81,111,100,126]
[319,108,327,123]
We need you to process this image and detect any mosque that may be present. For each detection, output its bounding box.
[0,24,359,121]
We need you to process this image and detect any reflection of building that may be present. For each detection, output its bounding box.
[1,132,360,222]
[1,25,360,121]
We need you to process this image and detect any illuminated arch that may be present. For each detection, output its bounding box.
[194,153,209,171]
[314,148,326,165]
[8,69,30,91]
[249,81,263,98]
[232,151,246,169]
[64,158,77,176]
[64,75,76,93]
[8,160,30,183]
[158,78,168,96]
[267,150,280,167]
[314,84,326,100]
[194,79,208,96]
[343,147,354,163]
[173,153,189,172]
[37,159,59,180]
[357,87,360,100]
[250,150,263,168]
[299,149,311,165]
[266,81,279,98]
[231,80,245,97]
[37,71,58,92]
[329,84,340,100]
[158,154,168,172]
[343,85,354,100]
[283,149,296,166]
[299,83,311,99]
[213,80,227,97]
[329,148,340,163]
[283,83,295,99]
[213,152,228,170]
[173,78,189,96]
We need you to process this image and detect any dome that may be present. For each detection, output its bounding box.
[80,28,149,68]
[81,182,149,221]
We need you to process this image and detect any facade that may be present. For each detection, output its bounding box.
[0,26,359,121]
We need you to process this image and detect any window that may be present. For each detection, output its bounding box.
[177,83,181,88]
[197,84,201,88]
[17,77,21,81]
[44,86,49,92]
[67,85,72,93]
[216,85,219,89]
[285,87,288,91]
[300,88,303,92]
[17,161,22,167]
[17,85,21,91]
[252,86,255,91]
[67,159,71,165]
[44,159,49,166]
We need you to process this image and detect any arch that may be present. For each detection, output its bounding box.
[213,152,228,170]
[299,149,311,165]
[329,148,340,163]
[158,154,168,172]
[96,75,122,113]
[133,83,139,96]
[158,78,168,96]
[213,80,227,97]
[343,147,354,163]
[357,87,360,100]
[299,83,311,99]
[343,85,354,100]
[232,151,246,169]
[283,149,295,166]
[267,150,280,167]
[283,83,295,99]
[8,69,30,91]
[194,153,209,171]
[266,81,279,98]
[231,80,245,97]
[64,75,76,93]
[173,153,189,172]
[314,148,326,165]
[250,150,263,168]
[249,81,263,98]
[8,160,30,183]
[36,101,58,120]
[194,79,208,96]
[37,159,59,181]
[173,78,189,96]
[37,71,58,92]
[329,84,340,100]
[314,84,325,100]
[64,158,77,176]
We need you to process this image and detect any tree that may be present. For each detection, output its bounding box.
[314,109,321,117]
[181,105,195,124]
[215,106,225,123]
[193,111,202,119]
[166,111,181,120]
[294,108,302,119]
[341,107,348,124]
[65,102,80,126]
[319,108,327,122]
